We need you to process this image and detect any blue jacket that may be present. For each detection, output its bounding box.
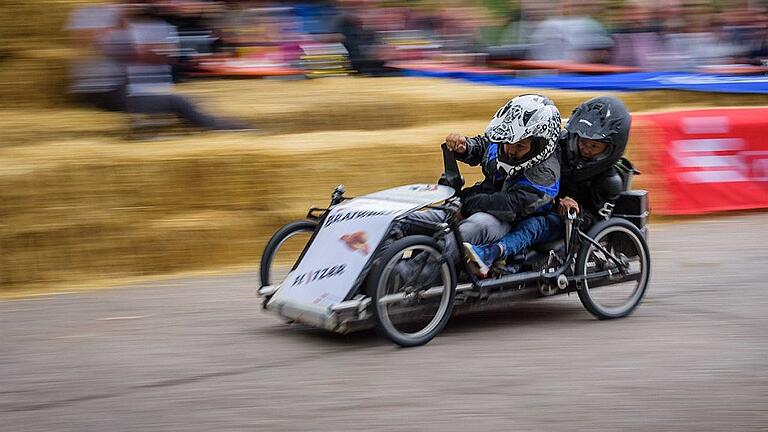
[456,135,561,223]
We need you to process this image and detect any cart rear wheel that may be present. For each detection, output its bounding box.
[260,220,318,287]
[576,218,650,319]
[368,235,456,347]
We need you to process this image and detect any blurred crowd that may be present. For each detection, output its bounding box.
[66,0,768,127]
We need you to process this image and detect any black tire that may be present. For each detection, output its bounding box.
[368,235,456,347]
[259,219,318,287]
[576,218,651,320]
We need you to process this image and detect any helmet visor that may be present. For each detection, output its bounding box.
[570,119,610,142]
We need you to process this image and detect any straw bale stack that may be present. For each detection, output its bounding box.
[178,77,768,136]
[0,0,101,107]
[2,0,768,294]
[0,122,485,293]
[1,76,767,294]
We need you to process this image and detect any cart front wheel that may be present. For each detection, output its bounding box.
[260,220,318,287]
[368,235,456,347]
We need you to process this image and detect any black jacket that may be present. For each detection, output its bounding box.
[559,143,624,227]
[455,135,561,223]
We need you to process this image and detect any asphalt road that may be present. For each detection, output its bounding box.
[2,213,767,431]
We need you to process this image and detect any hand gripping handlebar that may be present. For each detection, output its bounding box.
[437,143,465,194]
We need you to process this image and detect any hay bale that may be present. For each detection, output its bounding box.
[178,77,768,135]
[0,108,127,146]
[0,122,479,292]
[0,0,101,106]
[1,74,766,294]
[0,116,674,293]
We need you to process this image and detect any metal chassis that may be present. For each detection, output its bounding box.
[258,199,643,335]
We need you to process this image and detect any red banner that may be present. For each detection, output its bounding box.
[637,108,768,215]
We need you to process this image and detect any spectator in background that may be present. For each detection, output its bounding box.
[67,4,126,111]
[334,0,399,76]
[744,7,768,65]
[151,0,225,81]
[293,1,340,35]
[434,7,483,55]
[488,1,551,60]
[67,2,253,131]
[527,0,614,64]
[661,0,744,71]
[716,4,768,66]
[608,0,664,69]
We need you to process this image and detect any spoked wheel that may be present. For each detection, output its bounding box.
[368,235,456,347]
[259,220,318,287]
[576,218,650,319]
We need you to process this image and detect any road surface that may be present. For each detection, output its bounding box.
[2,213,767,431]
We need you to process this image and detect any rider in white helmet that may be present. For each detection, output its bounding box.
[399,94,562,280]
[446,94,561,242]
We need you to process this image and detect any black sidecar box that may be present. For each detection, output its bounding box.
[614,190,649,236]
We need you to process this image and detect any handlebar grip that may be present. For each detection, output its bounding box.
[438,143,464,191]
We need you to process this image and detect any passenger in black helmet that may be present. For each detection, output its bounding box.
[556,95,630,224]
[464,96,632,278]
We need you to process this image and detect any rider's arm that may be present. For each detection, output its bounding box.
[462,187,552,223]
[462,160,560,223]
[454,135,488,167]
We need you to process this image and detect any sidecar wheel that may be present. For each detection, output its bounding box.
[368,235,456,347]
[260,220,318,287]
[575,218,650,320]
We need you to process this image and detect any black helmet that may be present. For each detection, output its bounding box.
[563,96,631,181]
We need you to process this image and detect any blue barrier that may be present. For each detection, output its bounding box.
[402,70,768,94]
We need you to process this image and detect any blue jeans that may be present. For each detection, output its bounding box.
[402,210,511,265]
[498,213,562,258]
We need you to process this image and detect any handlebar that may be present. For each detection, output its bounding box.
[437,143,465,193]
[330,184,346,206]
[564,207,577,252]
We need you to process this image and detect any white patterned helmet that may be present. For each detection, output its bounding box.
[485,94,562,177]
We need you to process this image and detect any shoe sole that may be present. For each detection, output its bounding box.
[463,242,489,278]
